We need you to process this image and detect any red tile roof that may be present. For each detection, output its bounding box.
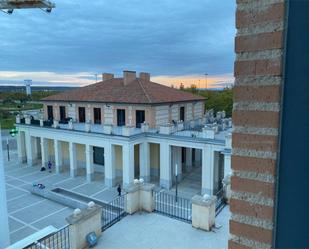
[42,78,205,104]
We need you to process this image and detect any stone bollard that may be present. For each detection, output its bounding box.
[192,195,216,231]
[85,121,91,133]
[53,120,59,128]
[68,119,74,130]
[66,203,102,249]
[140,183,155,212]
[141,122,149,132]
[222,174,231,204]
[103,124,112,134]
[125,183,140,214]
[39,119,44,127]
[25,115,31,125]
[124,180,155,214]
[16,114,21,124]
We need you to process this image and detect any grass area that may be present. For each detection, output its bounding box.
[0,118,15,129]
[0,102,43,129]
[0,102,42,111]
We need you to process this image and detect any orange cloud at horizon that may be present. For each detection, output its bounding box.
[151,74,234,89]
[0,71,234,89]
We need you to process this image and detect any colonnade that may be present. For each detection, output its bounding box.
[16,130,231,195]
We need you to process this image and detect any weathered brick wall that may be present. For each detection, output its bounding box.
[230,1,286,248]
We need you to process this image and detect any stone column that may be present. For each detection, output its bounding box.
[185,148,193,172]
[192,195,216,231]
[54,140,63,174]
[202,146,214,195]
[104,143,116,187]
[224,153,231,177]
[16,132,26,163]
[172,146,182,181]
[69,142,77,178]
[85,144,94,182]
[25,132,34,166]
[0,130,9,247]
[160,142,172,189]
[40,137,48,168]
[139,142,150,182]
[122,143,134,187]
[195,149,202,167]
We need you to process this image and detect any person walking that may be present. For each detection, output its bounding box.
[117,184,121,196]
[47,161,52,173]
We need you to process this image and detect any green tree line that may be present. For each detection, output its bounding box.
[182,85,233,117]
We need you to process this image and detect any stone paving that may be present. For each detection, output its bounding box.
[3,149,119,245]
[97,207,230,249]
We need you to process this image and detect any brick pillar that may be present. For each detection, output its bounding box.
[230,1,286,249]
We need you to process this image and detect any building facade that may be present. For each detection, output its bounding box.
[15,71,231,196]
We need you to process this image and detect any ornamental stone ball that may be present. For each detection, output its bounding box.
[87,201,95,209]
[73,208,82,217]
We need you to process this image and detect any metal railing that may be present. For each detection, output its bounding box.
[101,194,127,231]
[215,188,226,216]
[154,191,192,223]
[24,225,70,249]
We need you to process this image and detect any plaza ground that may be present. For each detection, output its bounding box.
[97,207,229,249]
[2,131,229,247]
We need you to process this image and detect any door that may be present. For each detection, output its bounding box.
[117,109,126,126]
[47,105,53,121]
[59,106,66,122]
[93,146,104,165]
[78,107,86,123]
[180,106,185,121]
[135,110,145,128]
[93,108,101,124]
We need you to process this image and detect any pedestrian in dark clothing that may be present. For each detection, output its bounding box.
[47,161,52,173]
[117,184,121,196]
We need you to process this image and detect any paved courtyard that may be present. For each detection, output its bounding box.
[3,149,119,244]
[97,207,229,249]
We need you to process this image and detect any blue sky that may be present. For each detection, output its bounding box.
[0,0,236,88]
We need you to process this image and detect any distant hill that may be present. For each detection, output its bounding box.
[0,85,78,93]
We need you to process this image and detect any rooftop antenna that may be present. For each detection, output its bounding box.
[0,0,55,14]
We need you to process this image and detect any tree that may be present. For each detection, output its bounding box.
[179,83,184,90]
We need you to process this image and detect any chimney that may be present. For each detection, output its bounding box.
[139,72,150,81]
[123,70,136,85]
[102,73,114,81]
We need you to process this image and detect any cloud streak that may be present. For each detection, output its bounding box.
[0,0,235,87]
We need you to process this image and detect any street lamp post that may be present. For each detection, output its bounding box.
[205,73,208,90]
[175,163,178,203]
[6,138,9,162]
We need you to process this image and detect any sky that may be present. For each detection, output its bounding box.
[0,0,236,88]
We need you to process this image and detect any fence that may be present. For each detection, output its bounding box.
[101,194,127,231]
[154,191,192,223]
[24,225,70,249]
[215,188,226,216]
